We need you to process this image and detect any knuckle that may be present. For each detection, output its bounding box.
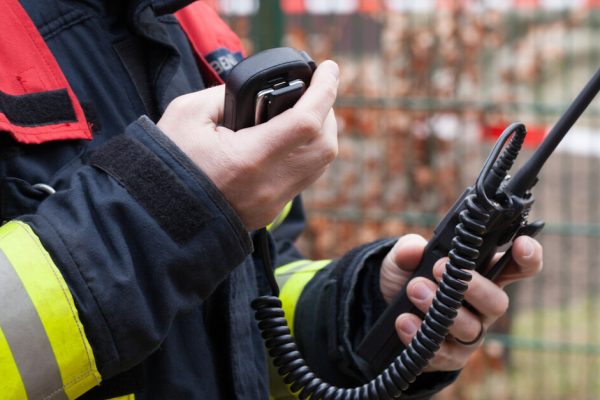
[293,110,322,137]
[492,291,510,316]
[254,187,276,212]
[322,83,337,104]
[466,318,482,339]
[238,159,261,181]
[167,94,189,111]
[321,140,338,164]
[430,347,455,370]
[531,243,544,270]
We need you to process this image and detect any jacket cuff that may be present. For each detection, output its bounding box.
[332,238,396,377]
[333,238,459,398]
[292,239,395,387]
[116,115,251,252]
[87,115,253,298]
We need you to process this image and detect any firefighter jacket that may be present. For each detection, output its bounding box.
[0,0,456,399]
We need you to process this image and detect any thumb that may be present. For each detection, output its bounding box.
[238,60,339,152]
[293,60,340,123]
[386,234,428,274]
[380,234,428,304]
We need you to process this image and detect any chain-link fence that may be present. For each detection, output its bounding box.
[221,1,600,398]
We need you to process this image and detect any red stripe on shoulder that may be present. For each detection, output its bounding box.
[0,0,91,144]
[175,1,247,85]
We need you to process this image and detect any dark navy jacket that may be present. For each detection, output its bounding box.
[0,0,455,398]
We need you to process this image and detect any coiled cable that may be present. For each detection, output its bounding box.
[252,124,527,399]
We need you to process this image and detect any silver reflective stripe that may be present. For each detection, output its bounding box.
[274,260,312,288]
[0,249,68,400]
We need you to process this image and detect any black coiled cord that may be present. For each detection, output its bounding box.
[252,124,526,399]
[483,123,526,197]
[251,192,490,400]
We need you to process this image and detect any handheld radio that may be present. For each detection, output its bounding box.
[355,66,600,379]
[223,47,315,131]
[224,47,600,399]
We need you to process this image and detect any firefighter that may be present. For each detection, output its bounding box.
[0,1,542,399]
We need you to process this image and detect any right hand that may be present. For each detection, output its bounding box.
[158,60,339,231]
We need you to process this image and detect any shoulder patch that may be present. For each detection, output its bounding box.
[175,2,247,85]
[203,48,244,81]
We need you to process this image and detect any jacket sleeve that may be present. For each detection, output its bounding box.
[269,199,458,399]
[0,116,252,399]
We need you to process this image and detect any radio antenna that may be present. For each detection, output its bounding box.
[507,66,600,197]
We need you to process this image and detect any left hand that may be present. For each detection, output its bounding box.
[379,233,543,372]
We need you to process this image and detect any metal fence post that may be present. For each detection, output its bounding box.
[251,0,284,52]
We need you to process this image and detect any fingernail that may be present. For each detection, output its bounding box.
[399,319,418,336]
[412,282,432,301]
[522,237,534,258]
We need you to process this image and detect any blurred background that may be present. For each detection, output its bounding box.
[215,0,600,398]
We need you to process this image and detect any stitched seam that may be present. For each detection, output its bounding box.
[31,214,120,368]
[7,3,60,89]
[43,370,96,400]
[37,10,91,41]
[0,222,103,398]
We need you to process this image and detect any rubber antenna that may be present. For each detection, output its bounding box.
[507,66,600,197]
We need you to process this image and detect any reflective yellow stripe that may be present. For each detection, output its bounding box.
[274,259,311,289]
[0,248,67,400]
[270,259,330,399]
[0,221,101,399]
[275,260,330,337]
[266,201,293,232]
[108,395,135,400]
[0,325,27,399]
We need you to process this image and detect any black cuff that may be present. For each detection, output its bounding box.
[132,116,251,252]
[91,115,251,252]
[90,134,212,245]
[338,239,460,399]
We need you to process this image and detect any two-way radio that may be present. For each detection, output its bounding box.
[223,47,600,399]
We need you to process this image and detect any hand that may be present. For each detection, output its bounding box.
[379,233,543,371]
[157,61,339,231]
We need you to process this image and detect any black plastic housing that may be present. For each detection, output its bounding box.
[223,47,316,131]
